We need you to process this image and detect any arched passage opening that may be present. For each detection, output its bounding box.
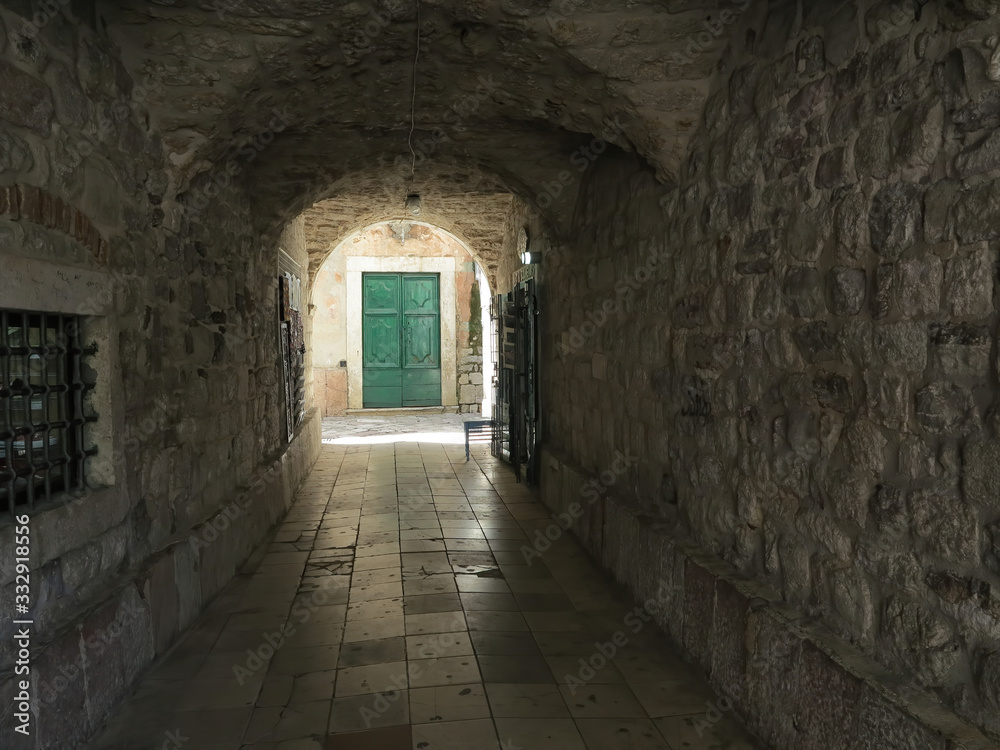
[306,218,495,416]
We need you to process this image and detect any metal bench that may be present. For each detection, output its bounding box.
[464,419,493,460]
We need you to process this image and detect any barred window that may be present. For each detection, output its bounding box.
[0,309,94,518]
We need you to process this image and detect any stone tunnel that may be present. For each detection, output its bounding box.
[0,0,999,747]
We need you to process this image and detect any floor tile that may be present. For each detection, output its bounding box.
[410,718,500,750]
[404,611,466,635]
[576,718,671,749]
[471,631,543,656]
[654,714,763,749]
[478,654,554,683]
[338,637,407,668]
[495,717,587,749]
[408,655,481,687]
[244,700,330,743]
[336,661,408,697]
[560,684,647,719]
[408,683,490,723]
[464,610,528,631]
[343,616,406,643]
[325,724,412,749]
[406,631,474,659]
[486,683,570,717]
[403,593,463,614]
[87,433,764,750]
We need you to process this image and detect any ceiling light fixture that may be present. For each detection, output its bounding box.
[406,194,421,215]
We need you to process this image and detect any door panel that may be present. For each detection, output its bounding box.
[363,273,441,408]
[404,315,439,366]
[363,314,401,367]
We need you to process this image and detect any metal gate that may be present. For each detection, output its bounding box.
[491,277,539,483]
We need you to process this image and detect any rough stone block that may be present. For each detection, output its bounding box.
[909,489,979,566]
[794,641,864,749]
[923,180,958,242]
[979,650,1000,712]
[870,182,922,257]
[795,321,838,363]
[856,118,894,179]
[827,266,866,316]
[682,559,717,673]
[145,550,180,656]
[870,484,907,532]
[710,578,752,710]
[0,62,54,135]
[815,146,850,188]
[896,255,942,317]
[874,321,926,372]
[872,262,894,319]
[955,127,1000,176]
[746,609,802,749]
[962,439,1000,513]
[782,266,823,317]
[954,180,1000,242]
[34,628,91,749]
[866,369,910,429]
[944,247,993,317]
[852,686,946,750]
[915,381,978,436]
[892,98,943,168]
[0,129,31,173]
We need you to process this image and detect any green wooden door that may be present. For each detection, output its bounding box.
[363,273,441,407]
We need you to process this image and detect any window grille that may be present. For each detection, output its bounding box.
[0,309,95,519]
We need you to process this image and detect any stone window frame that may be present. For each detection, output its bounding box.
[0,242,124,540]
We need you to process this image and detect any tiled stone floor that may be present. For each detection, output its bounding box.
[321,413,483,443]
[88,425,764,750]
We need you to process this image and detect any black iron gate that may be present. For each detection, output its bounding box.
[491,277,539,483]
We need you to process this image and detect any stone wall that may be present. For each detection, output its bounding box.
[540,1,1000,745]
[0,5,320,747]
[309,221,484,414]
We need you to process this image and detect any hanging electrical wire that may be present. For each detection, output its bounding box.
[406,0,421,181]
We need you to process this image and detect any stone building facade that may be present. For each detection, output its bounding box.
[307,220,485,415]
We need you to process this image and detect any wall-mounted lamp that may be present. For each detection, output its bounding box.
[521,251,541,265]
[405,194,421,215]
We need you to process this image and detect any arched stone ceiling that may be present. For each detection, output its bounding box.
[102,0,742,235]
[300,186,518,282]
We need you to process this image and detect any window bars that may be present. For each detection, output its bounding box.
[0,309,95,519]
